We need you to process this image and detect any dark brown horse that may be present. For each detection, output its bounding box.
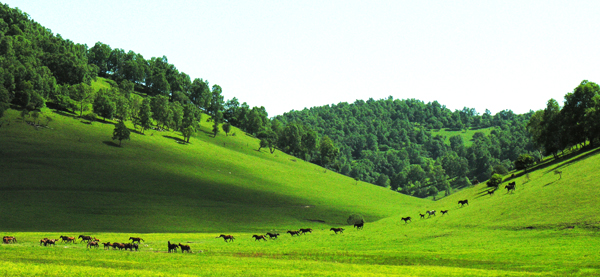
[287,230,300,236]
[299,228,313,234]
[179,243,191,253]
[40,238,49,246]
[102,242,113,250]
[217,234,235,242]
[401,217,412,223]
[3,236,16,244]
[78,235,92,243]
[419,213,425,219]
[129,237,144,244]
[266,232,280,239]
[330,228,344,234]
[252,235,267,241]
[168,241,179,252]
[458,200,469,207]
[441,210,448,215]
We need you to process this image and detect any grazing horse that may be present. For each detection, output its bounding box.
[168,241,179,253]
[266,232,280,239]
[179,243,191,253]
[505,182,516,193]
[330,228,344,234]
[354,222,364,229]
[102,242,113,250]
[87,241,99,249]
[129,237,144,244]
[401,217,412,223]
[60,236,76,243]
[441,210,449,216]
[458,200,469,207]
[419,213,425,219]
[252,235,267,241]
[426,210,436,217]
[287,230,300,236]
[78,235,92,243]
[299,228,313,234]
[487,190,495,196]
[217,234,235,242]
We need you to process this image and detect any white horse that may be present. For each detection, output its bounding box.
[426,210,436,217]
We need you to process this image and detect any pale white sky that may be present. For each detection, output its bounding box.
[6,0,600,116]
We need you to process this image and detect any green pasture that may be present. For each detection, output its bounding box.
[0,107,426,232]
[2,93,600,275]
[431,127,494,147]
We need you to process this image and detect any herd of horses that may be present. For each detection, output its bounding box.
[4,182,520,253]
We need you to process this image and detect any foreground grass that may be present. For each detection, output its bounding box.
[1,226,598,276]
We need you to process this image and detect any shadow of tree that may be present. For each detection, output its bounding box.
[163,135,187,144]
[102,141,120,147]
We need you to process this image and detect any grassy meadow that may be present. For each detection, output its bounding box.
[2,87,600,275]
[431,127,494,147]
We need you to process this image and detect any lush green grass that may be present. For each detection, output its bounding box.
[3,94,600,275]
[431,127,494,147]
[0,107,426,232]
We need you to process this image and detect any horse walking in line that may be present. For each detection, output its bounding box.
[266,232,280,239]
[426,210,436,217]
[330,228,344,234]
[299,228,313,234]
[441,210,449,216]
[179,243,191,253]
[87,241,99,249]
[217,234,235,242]
[252,235,267,241]
[129,237,144,244]
[458,200,469,207]
[419,213,425,219]
[401,217,412,223]
[287,230,300,236]
[78,235,92,243]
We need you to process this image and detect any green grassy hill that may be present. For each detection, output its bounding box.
[0,104,428,232]
[3,95,600,275]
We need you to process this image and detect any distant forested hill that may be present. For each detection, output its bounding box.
[273,98,536,198]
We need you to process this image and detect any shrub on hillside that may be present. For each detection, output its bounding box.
[83,112,97,122]
[347,214,365,225]
[487,174,503,187]
[515,154,535,171]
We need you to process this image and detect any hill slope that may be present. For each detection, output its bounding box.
[0,107,428,232]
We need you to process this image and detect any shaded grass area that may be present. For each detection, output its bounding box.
[0,108,426,232]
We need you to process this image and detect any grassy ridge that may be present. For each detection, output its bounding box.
[0,106,427,232]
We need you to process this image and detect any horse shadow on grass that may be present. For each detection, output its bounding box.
[102,141,120,147]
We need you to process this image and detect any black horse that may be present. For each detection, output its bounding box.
[266,232,280,239]
[354,222,364,229]
[458,200,469,207]
[401,217,412,223]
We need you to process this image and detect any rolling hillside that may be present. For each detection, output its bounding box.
[0,104,428,232]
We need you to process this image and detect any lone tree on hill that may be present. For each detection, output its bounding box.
[112,121,131,146]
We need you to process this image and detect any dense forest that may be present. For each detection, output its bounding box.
[273,99,536,197]
[1,3,597,199]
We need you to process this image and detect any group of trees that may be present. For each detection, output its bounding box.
[528,80,600,158]
[273,98,536,198]
[3,3,583,199]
